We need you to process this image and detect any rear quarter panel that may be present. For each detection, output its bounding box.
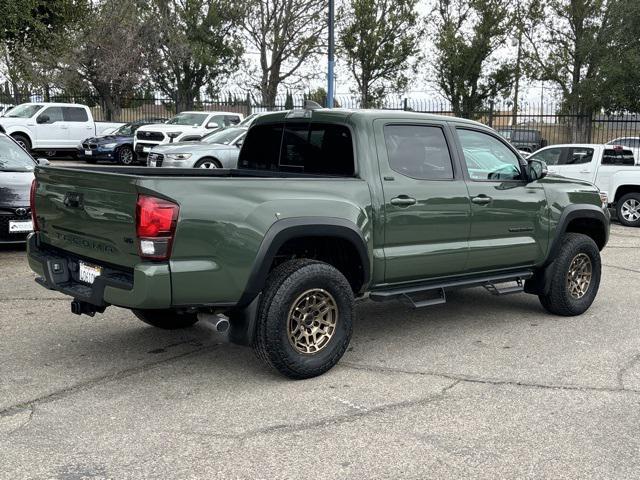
[135,177,374,305]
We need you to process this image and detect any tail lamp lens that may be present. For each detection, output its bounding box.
[30,179,39,232]
[136,195,179,260]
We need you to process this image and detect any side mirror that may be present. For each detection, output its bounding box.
[37,158,50,166]
[206,122,222,130]
[235,140,243,148]
[526,159,548,181]
[36,115,50,124]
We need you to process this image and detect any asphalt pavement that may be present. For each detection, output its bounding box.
[1,224,640,479]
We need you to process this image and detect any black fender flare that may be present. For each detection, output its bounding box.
[526,204,609,295]
[236,217,371,308]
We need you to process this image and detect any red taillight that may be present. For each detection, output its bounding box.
[30,179,39,232]
[135,195,179,260]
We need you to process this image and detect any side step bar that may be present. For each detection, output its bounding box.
[370,270,533,309]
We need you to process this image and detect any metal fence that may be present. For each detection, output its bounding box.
[2,91,639,146]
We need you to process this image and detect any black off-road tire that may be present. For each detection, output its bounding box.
[616,193,640,227]
[253,259,355,379]
[539,233,601,316]
[11,133,31,152]
[132,309,199,329]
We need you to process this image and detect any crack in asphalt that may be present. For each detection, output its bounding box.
[603,264,640,275]
[7,404,35,435]
[340,362,640,395]
[0,343,216,419]
[617,353,640,389]
[181,380,462,444]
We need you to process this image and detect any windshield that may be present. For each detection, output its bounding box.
[166,112,208,126]
[0,136,35,171]
[113,123,133,136]
[202,128,245,144]
[5,104,43,118]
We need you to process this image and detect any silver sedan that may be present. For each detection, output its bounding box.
[147,127,246,169]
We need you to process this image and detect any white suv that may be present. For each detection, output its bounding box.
[134,111,243,160]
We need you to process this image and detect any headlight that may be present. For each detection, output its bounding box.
[165,153,192,161]
[599,191,608,208]
[102,143,117,148]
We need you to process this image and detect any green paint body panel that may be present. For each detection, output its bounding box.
[28,109,609,310]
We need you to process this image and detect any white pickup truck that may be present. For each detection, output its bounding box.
[0,102,123,155]
[529,144,640,226]
[133,111,243,160]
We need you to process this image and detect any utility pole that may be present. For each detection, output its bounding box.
[327,0,335,108]
[511,30,522,127]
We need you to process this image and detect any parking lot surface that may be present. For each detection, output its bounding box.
[1,223,640,479]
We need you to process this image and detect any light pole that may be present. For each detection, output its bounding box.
[327,0,335,108]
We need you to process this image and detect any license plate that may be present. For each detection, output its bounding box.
[8,220,33,233]
[79,261,102,285]
[84,150,92,156]
[143,147,151,153]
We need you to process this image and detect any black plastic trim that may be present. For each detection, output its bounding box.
[236,217,370,308]
[545,204,609,265]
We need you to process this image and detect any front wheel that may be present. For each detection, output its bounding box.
[133,309,199,329]
[117,145,135,165]
[616,193,640,227]
[538,233,601,316]
[194,157,221,169]
[253,259,354,379]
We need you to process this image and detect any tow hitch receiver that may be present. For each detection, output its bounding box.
[70,300,105,317]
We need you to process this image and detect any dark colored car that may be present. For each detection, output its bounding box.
[497,128,547,153]
[0,132,48,243]
[80,117,167,165]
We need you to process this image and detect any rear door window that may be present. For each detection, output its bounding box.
[239,122,355,175]
[383,125,454,180]
[563,147,593,165]
[62,107,88,122]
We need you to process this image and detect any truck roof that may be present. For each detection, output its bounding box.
[17,102,89,108]
[251,108,485,128]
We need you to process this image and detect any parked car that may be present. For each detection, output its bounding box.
[0,102,123,156]
[134,111,243,161]
[28,107,610,379]
[606,137,640,164]
[529,144,640,226]
[0,131,48,244]
[0,104,15,117]
[497,128,547,153]
[147,126,247,169]
[80,117,168,165]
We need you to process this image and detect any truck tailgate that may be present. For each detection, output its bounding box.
[34,167,140,268]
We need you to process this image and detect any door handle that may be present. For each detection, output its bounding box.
[390,195,417,207]
[580,169,591,173]
[471,195,492,205]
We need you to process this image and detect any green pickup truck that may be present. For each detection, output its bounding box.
[27,107,610,379]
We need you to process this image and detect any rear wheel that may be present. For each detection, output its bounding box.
[538,233,601,316]
[194,157,221,169]
[253,259,354,379]
[616,193,640,227]
[11,134,31,152]
[117,145,135,165]
[133,309,199,329]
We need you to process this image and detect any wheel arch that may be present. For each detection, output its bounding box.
[195,156,222,168]
[613,185,640,203]
[548,204,609,261]
[9,130,33,148]
[236,217,371,308]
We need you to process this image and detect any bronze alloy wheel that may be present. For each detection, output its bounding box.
[288,288,339,354]
[566,253,593,299]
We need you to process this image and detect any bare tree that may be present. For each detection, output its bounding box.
[243,0,326,106]
[63,0,148,120]
[143,0,245,113]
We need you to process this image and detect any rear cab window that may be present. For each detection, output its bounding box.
[238,122,355,176]
[602,148,635,165]
[62,107,89,122]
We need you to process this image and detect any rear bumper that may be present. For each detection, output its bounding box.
[27,233,172,309]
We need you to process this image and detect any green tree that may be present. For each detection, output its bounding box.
[143,0,245,112]
[243,0,326,106]
[431,0,514,119]
[339,0,422,108]
[284,90,294,109]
